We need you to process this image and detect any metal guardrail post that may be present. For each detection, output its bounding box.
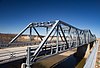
[21,63,26,68]
[51,45,53,55]
[26,47,31,68]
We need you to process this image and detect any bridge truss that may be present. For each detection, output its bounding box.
[9,20,96,68]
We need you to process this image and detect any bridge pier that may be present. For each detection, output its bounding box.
[74,44,88,62]
[74,42,95,62]
[90,41,94,49]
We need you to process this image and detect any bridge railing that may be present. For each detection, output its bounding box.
[84,41,99,68]
[0,49,26,63]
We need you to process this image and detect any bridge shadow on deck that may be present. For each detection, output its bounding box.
[51,44,89,68]
[0,44,89,68]
[31,49,83,68]
[0,52,84,68]
[51,54,81,68]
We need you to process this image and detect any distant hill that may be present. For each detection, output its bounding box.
[0,33,62,45]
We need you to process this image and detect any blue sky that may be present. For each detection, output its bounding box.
[0,0,100,37]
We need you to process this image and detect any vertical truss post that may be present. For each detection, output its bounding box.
[76,30,80,46]
[79,31,82,45]
[76,30,78,46]
[46,27,48,34]
[83,31,86,44]
[26,47,31,68]
[82,31,84,44]
[30,26,32,41]
[80,31,82,45]
[70,36,72,47]
[56,25,59,53]
[45,27,48,55]
[68,27,72,47]
[80,31,83,44]
[88,30,90,43]
[51,44,53,55]
[49,30,57,54]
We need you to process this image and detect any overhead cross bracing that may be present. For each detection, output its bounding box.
[8,20,96,68]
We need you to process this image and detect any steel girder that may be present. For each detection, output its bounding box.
[8,20,96,68]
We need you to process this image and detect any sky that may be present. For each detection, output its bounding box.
[0,0,100,37]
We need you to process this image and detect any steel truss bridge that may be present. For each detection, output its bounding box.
[7,20,96,68]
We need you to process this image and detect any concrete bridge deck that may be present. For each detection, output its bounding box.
[0,40,99,68]
[0,46,77,68]
[0,45,77,68]
[0,41,99,68]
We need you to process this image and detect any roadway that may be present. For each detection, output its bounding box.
[0,42,77,68]
[0,42,66,64]
[0,45,38,64]
[0,41,98,68]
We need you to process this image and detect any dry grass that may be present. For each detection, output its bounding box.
[95,38,100,68]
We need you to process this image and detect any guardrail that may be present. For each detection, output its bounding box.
[0,44,40,64]
[25,43,69,68]
[0,49,26,63]
[84,41,99,68]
